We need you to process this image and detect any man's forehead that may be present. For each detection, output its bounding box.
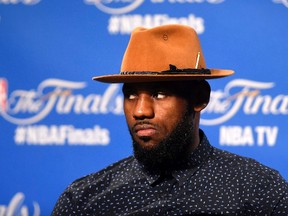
[122,81,196,90]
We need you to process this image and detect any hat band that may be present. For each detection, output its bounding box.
[121,64,211,75]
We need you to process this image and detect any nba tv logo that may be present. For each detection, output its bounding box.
[0,78,7,112]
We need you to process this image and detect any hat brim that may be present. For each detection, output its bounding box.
[92,69,234,83]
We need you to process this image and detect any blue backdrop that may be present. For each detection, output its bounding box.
[0,0,287,215]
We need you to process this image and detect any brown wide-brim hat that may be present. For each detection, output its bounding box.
[93,24,234,83]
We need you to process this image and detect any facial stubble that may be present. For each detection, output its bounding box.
[130,109,194,173]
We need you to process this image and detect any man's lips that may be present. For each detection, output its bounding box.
[133,123,157,137]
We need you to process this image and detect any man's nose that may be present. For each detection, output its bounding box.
[133,94,154,120]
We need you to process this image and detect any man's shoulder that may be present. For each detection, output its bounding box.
[211,147,287,187]
[67,156,135,191]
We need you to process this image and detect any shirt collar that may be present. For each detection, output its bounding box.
[133,130,214,186]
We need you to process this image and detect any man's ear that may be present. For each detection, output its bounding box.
[193,80,211,112]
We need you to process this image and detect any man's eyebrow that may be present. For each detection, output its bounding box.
[122,83,182,95]
[122,84,134,93]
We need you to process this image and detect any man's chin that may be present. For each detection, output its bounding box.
[133,140,176,172]
[133,136,159,149]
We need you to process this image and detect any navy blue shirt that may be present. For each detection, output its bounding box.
[52,131,288,215]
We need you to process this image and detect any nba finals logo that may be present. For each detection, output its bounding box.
[0,78,7,113]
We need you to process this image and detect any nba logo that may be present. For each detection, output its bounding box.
[0,78,8,112]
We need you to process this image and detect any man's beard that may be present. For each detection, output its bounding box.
[130,110,194,173]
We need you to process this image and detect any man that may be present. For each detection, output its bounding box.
[52,24,288,215]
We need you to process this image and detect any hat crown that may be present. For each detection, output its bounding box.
[92,24,234,83]
[121,25,206,73]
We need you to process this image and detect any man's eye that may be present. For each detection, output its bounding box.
[129,94,137,99]
[153,92,166,99]
[124,93,137,100]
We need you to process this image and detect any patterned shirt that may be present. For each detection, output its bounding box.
[52,131,288,215]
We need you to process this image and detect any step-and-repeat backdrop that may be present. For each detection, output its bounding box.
[0,0,287,215]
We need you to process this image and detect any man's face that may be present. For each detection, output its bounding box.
[123,82,196,171]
